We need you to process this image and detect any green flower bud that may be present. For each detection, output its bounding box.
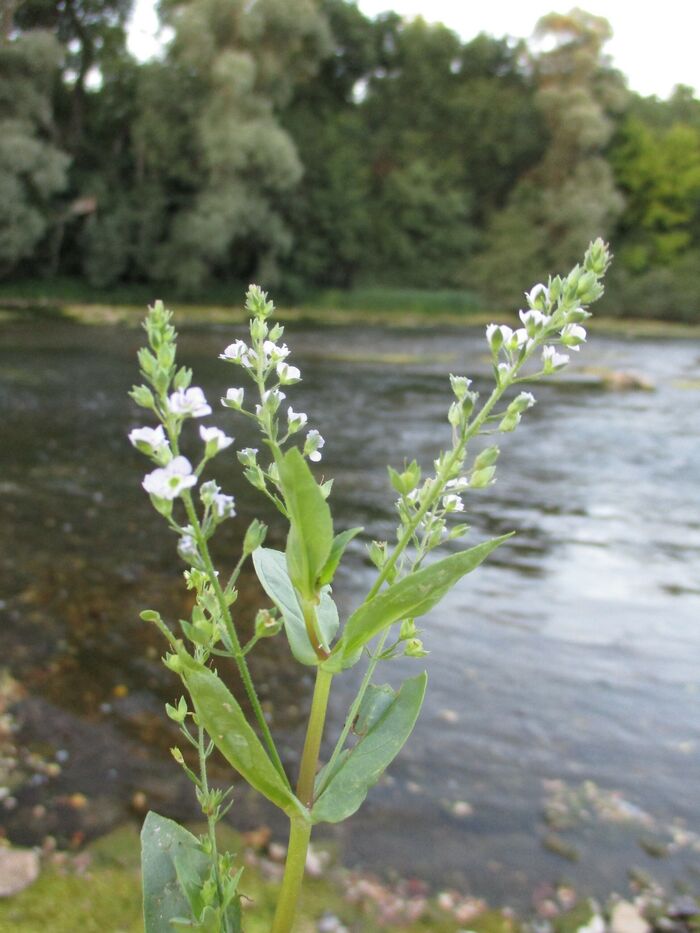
[473,446,499,470]
[129,384,156,411]
[243,519,268,555]
[449,374,472,401]
[149,494,174,518]
[173,366,192,391]
[250,316,268,342]
[163,653,184,674]
[368,540,387,569]
[399,619,418,640]
[470,466,496,488]
[584,238,610,276]
[499,411,521,433]
[243,465,267,491]
[170,746,184,765]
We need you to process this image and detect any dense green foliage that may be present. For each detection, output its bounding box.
[3,0,700,318]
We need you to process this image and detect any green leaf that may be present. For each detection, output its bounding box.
[336,534,512,661]
[277,447,333,599]
[179,656,305,818]
[318,526,364,587]
[354,683,396,735]
[253,547,339,665]
[141,811,208,933]
[311,673,427,824]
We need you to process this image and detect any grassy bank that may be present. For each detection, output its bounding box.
[2,279,700,338]
[0,826,517,932]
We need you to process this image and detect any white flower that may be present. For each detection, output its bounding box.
[237,447,258,466]
[177,528,199,562]
[221,387,244,409]
[167,387,212,418]
[512,327,530,349]
[497,362,512,383]
[513,391,536,411]
[199,425,234,455]
[445,477,470,492]
[212,493,236,520]
[442,493,464,512]
[304,429,325,462]
[287,406,308,434]
[542,345,570,371]
[525,283,549,309]
[560,323,587,349]
[519,308,551,335]
[143,456,197,499]
[276,361,301,384]
[486,324,513,353]
[255,388,285,417]
[220,340,248,363]
[263,340,290,362]
[128,425,171,461]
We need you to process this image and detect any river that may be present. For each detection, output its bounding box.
[1,315,699,908]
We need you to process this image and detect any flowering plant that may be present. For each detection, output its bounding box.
[129,240,611,931]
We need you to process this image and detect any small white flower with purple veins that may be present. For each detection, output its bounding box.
[212,493,236,520]
[525,283,549,310]
[143,456,197,499]
[221,387,244,409]
[560,323,587,349]
[304,429,325,462]
[199,425,234,455]
[177,528,199,562]
[519,308,550,335]
[287,407,308,434]
[128,425,171,461]
[263,340,290,363]
[276,361,301,384]
[167,387,212,418]
[542,346,570,372]
[442,493,465,512]
[445,477,470,492]
[220,340,248,363]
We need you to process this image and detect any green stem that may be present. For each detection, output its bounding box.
[296,667,333,806]
[182,491,290,789]
[271,818,312,933]
[198,726,230,933]
[271,667,333,933]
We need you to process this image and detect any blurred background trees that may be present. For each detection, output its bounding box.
[3,0,700,318]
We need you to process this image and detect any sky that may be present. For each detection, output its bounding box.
[127,0,700,100]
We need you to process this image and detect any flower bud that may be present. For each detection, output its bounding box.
[399,619,418,640]
[237,447,258,467]
[470,466,496,488]
[368,540,387,569]
[173,366,193,391]
[163,653,184,674]
[560,323,587,349]
[449,374,472,401]
[584,238,610,276]
[498,411,521,433]
[244,465,267,491]
[524,283,549,311]
[129,384,156,411]
[250,316,268,342]
[473,446,499,470]
[510,391,536,413]
[170,746,184,765]
[243,519,268,555]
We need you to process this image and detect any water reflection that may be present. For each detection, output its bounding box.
[1,319,699,905]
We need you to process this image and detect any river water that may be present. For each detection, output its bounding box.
[1,316,699,908]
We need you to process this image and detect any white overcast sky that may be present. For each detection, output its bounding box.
[128,0,700,100]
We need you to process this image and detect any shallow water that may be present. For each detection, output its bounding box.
[1,317,699,907]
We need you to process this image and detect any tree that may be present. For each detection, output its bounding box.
[0,29,70,276]
[141,0,331,293]
[471,9,626,303]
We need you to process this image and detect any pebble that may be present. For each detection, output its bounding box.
[610,900,651,933]
[0,848,40,896]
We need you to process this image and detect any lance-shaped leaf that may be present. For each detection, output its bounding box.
[142,811,209,932]
[253,547,339,665]
[277,447,333,600]
[336,534,512,662]
[311,673,427,824]
[318,526,364,587]
[179,655,305,819]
